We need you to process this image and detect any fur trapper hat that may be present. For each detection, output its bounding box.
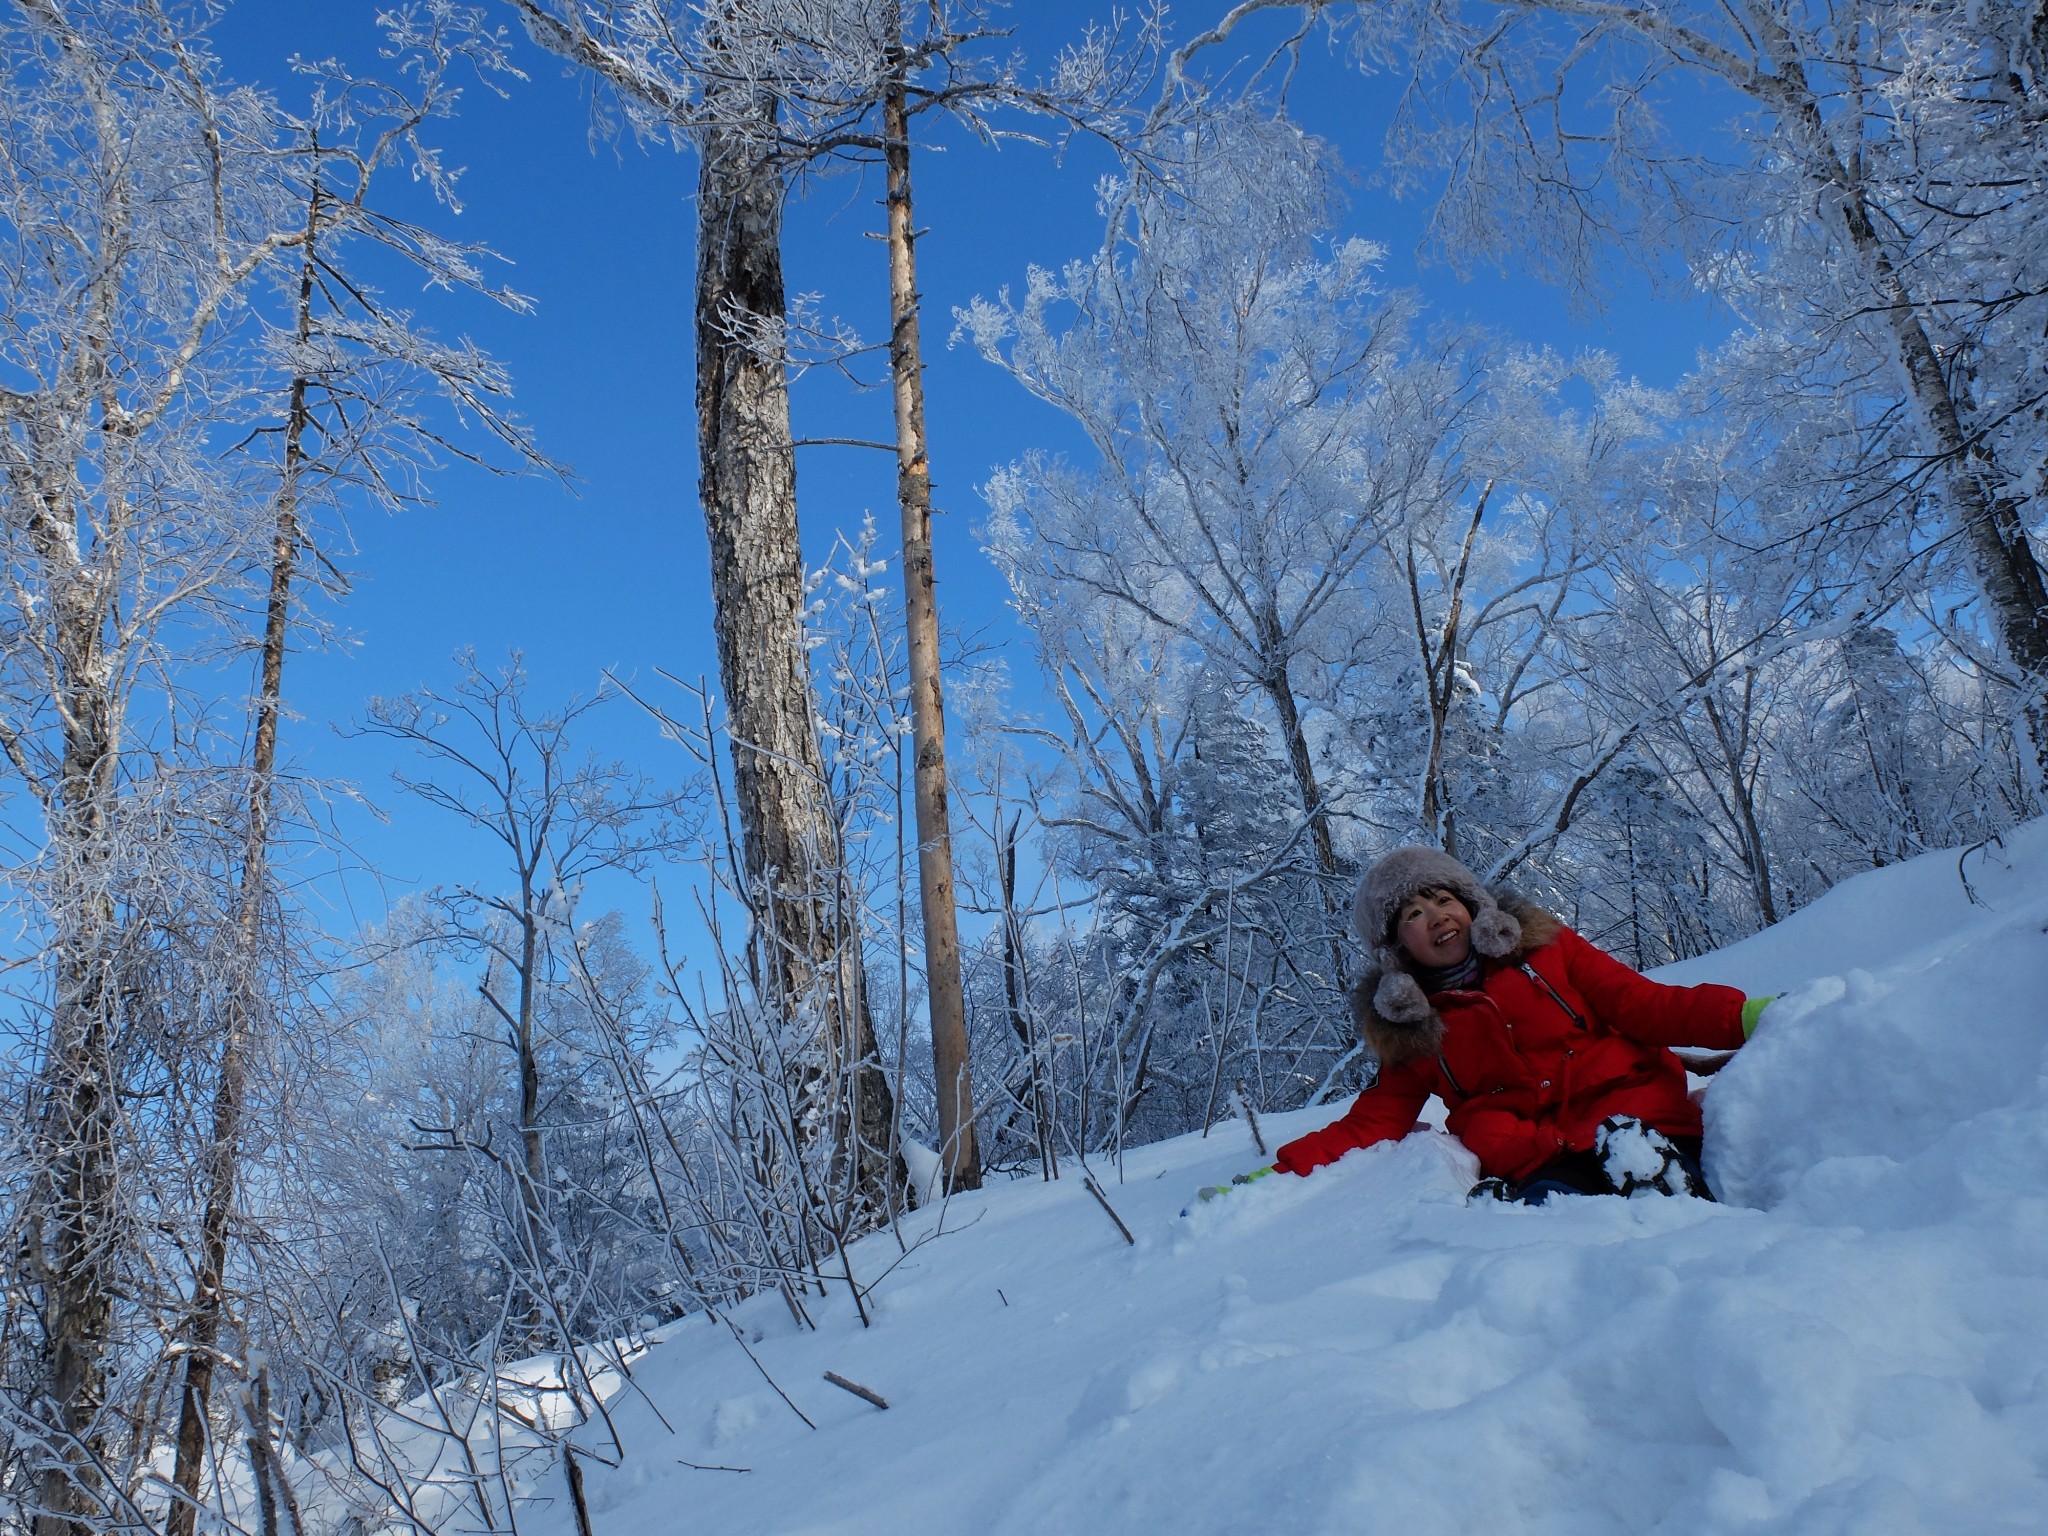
[1352,846,1523,1029]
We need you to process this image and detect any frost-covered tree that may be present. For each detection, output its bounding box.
[964,108,1674,882]
[1332,0,2048,792]
[963,110,1409,881]
[0,6,303,1525]
[164,20,553,1526]
[0,8,552,1523]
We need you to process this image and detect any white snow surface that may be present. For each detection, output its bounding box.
[375,827,2048,1534]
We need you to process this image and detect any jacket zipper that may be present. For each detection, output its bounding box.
[1519,962,1585,1029]
[1518,961,1584,1118]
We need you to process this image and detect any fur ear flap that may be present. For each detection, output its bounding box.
[1348,973,1380,1042]
[1470,905,1522,958]
[1373,969,1433,1025]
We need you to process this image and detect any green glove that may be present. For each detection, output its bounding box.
[1740,995,1775,1040]
[1197,1165,1275,1202]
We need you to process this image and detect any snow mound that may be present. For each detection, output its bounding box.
[1661,822,2048,1215]
[351,825,2048,1535]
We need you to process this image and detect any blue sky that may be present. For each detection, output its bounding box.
[208,2,1736,940]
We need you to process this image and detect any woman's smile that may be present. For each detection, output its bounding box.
[1398,889,1474,967]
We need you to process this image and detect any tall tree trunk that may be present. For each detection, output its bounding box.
[881,48,980,1192]
[33,501,123,1536]
[508,0,911,1216]
[1262,656,1336,875]
[34,889,117,1536]
[21,15,135,1519]
[1701,691,1778,927]
[31,217,133,1536]
[695,102,904,1214]
[164,177,321,1536]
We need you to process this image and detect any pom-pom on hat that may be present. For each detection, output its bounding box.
[1352,846,1522,1025]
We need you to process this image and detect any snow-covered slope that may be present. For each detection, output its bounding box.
[403,828,2048,1535]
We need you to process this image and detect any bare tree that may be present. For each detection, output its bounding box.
[162,12,556,1525]
[0,6,306,1527]
[353,654,682,1343]
[876,0,981,1188]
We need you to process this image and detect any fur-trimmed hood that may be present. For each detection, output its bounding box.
[1350,896,1564,1067]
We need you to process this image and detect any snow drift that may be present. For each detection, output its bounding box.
[339,826,2048,1535]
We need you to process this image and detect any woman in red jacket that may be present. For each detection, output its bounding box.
[1272,847,1768,1204]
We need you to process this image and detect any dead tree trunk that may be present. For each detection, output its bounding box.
[999,813,1054,1180]
[881,49,981,1192]
[695,102,905,1214]
[162,177,320,1536]
[515,905,546,1278]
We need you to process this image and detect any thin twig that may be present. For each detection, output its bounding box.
[822,1371,890,1410]
[1082,1174,1135,1246]
[1231,1081,1268,1157]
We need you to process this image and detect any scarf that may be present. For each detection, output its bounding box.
[1413,950,1482,995]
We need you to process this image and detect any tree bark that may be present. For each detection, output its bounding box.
[695,97,904,1213]
[882,54,980,1192]
[1262,651,1336,875]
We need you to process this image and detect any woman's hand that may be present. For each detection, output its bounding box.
[1740,995,1776,1040]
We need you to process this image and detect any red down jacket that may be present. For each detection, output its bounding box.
[1275,917,1746,1183]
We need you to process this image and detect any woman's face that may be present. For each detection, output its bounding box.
[1396,888,1473,968]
